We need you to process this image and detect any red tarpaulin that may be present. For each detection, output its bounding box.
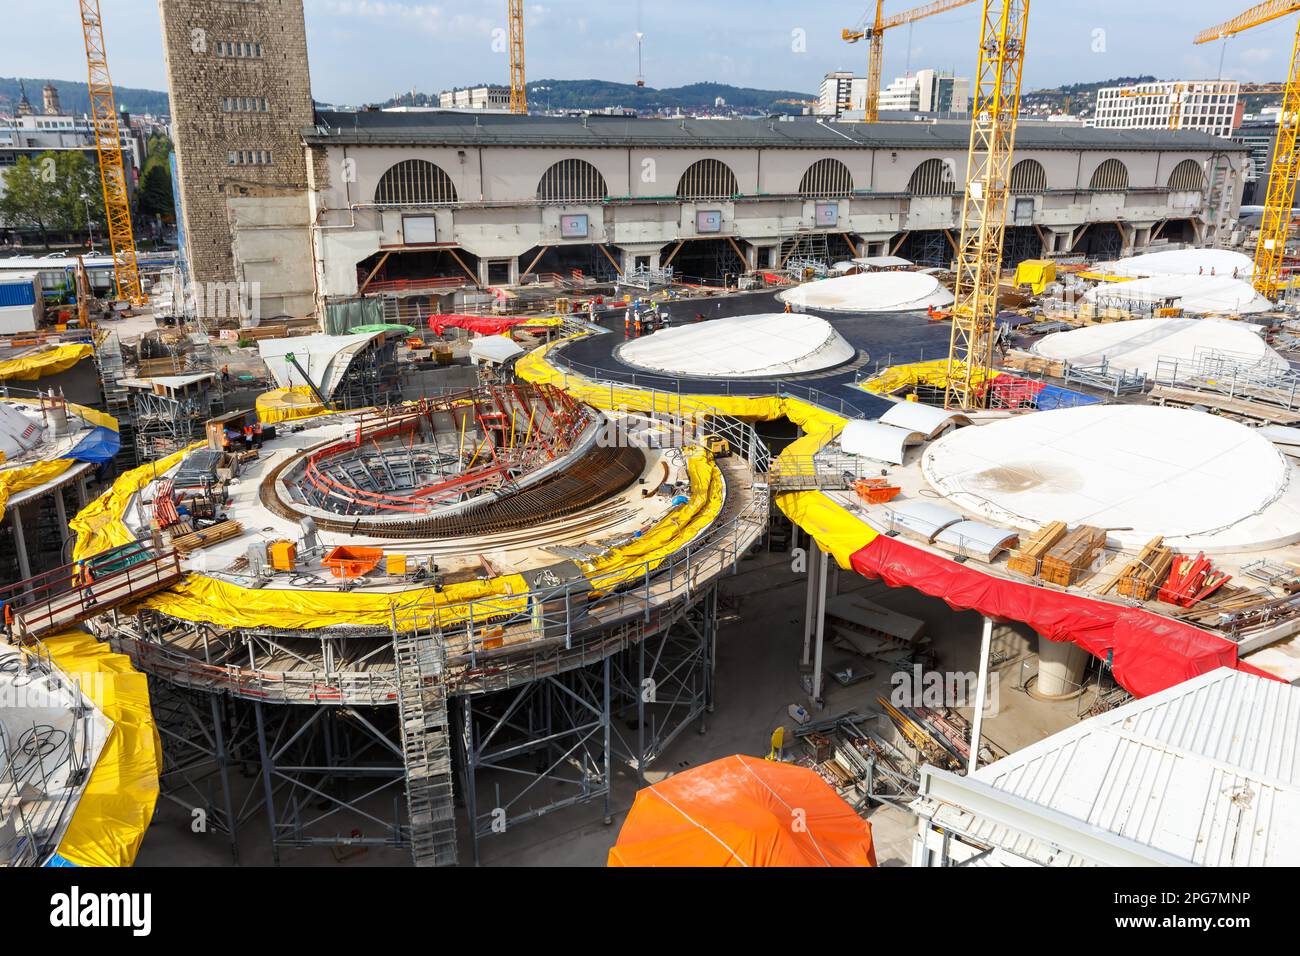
[428,314,532,336]
[849,535,1276,698]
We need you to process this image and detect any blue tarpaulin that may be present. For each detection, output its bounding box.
[67,426,121,464]
[1036,385,1103,411]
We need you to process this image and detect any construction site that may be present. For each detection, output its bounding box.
[2,0,1300,881]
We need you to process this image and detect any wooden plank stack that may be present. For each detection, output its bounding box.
[1006,521,1067,577]
[1111,536,1175,600]
[172,519,244,555]
[1040,525,1108,587]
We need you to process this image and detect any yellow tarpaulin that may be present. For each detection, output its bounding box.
[0,458,74,516]
[256,386,332,424]
[0,343,94,381]
[856,359,1002,398]
[70,442,203,562]
[10,397,119,433]
[1013,258,1057,295]
[42,630,162,867]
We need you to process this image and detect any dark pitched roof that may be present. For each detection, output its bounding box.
[305,110,1242,153]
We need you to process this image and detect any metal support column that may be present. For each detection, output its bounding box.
[10,505,31,582]
[810,545,829,707]
[802,538,821,667]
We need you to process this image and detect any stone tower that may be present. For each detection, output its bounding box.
[157,0,317,320]
[42,83,61,116]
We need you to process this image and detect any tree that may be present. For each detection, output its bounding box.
[137,163,174,221]
[0,151,104,249]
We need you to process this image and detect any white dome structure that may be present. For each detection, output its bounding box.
[616,314,855,378]
[922,404,1300,553]
[776,271,955,313]
[1030,317,1286,380]
[1109,248,1254,279]
[1084,275,1271,315]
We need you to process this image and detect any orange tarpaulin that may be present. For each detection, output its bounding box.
[608,754,877,867]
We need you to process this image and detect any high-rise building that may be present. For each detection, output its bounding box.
[157,0,317,319]
[877,70,970,115]
[818,72,856,117]
[1093,80,1240,139]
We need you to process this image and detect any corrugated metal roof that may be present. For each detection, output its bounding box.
[921,668,1300,866]
[305,110,1242,153]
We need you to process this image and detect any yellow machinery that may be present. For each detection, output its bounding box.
[842,0,979,123]
[77,0,144,306]
[704,435,731,458]
[943,0,1031,411]
[508,0,527,114]
[1197,3,1300,300]
[268,540,297,572]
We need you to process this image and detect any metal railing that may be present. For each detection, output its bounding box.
[1154,347,1300,409]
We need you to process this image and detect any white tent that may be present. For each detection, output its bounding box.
[1108,248,1254,279]
[776,271,954,313]
[617,314,855,378]
[1084,274,1270,314]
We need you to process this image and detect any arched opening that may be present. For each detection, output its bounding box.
[536,159,609,202]
[1009,159,1048,193]
[676,159,740,200]
[1167,159,1206,192]
[799,158,854,198]
[907,158,956,197]
[1089,159,1129,192]
[374,159,459,205]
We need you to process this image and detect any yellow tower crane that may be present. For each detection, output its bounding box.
[1197,2,1300,299]
[78,0,144,306]
[843,0,980,124]
[508,0,527,114]
[943,0,1031,411]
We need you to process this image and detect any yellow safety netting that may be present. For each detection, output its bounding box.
[0,343,94,381]
[519,341,874,569]
[70,442,203,562]
[256,386,331,424]
[856,359,1002,397]
[0,458,74,517]
[42,630,162,867]
[1013,259,1057,295]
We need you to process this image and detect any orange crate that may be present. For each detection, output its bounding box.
[322,545,383,579]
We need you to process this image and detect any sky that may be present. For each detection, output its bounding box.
[2,0,1296,104]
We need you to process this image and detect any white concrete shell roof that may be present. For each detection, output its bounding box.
[615,313,855,378]
[840,420,926,465]
[1084,275,1271,314]
[921,404,1300,552]
[469,336,524,364]
[879,400,970,440]
[1108,248,1255,279]
[776,271,955,313]
[258,332,383,399]
[1030,317,1287,379]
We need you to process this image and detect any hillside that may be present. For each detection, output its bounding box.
[0,77,170,117]
[385,79,816,114]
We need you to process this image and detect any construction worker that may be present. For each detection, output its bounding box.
[221,364,231,385]
[253,421,264,449]
[694,312,705,323]
[633,310,643,335]
[2,601,13,643]
[624,309,631,335]
[784,301,793,314]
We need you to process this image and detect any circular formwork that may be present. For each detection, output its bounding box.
[776,271,955,313]
[615,314,856,379]
[921,404,1300,553]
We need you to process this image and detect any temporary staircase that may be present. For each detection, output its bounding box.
[93,330,136,467]
[392,627,458,867]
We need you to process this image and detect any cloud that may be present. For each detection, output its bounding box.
[310,0,496,38]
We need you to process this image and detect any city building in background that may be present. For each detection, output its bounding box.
[1093,80,1242,138]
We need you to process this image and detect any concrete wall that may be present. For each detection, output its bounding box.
[306,139,1247,299]
[158,0,317,321]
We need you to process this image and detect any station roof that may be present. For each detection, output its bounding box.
[305,110,1241,153]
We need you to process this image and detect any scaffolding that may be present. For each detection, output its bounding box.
[128,378,217,463]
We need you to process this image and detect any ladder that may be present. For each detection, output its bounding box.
[392,627,458,867]
[93,330,136,467]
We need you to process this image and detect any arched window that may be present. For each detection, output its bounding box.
[907,158,955,197]
[1167,158,1206,192]
[1009,159,1048,193]
[676,159,739,200]
[537,159,609,202]
[799,158,854,198]
[374,159,458,205]
[1089,158,1129,192]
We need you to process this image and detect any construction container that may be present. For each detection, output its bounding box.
[322,545,383,579]
[386,553,408,576]
[268,539,297,572]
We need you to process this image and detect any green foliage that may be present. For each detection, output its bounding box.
[137,164,175,221]
[0,150,105,247]
[386,80,816,114]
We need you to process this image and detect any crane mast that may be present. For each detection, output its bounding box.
[944,0,1031,411]
[508,0,528,114]
[78,0,144,306]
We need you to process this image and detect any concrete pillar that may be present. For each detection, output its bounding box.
[1036,636,1089,698]
[810,546,829,707]
[53,487,68,560]
[801,539,820,667]
[968,616,993,774]
[11,506,31,581]
[76,476,89,510]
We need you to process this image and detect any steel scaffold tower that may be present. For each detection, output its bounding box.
[1196,3,1300,300]
[944,0,1030,411]
[78,0,144,305]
